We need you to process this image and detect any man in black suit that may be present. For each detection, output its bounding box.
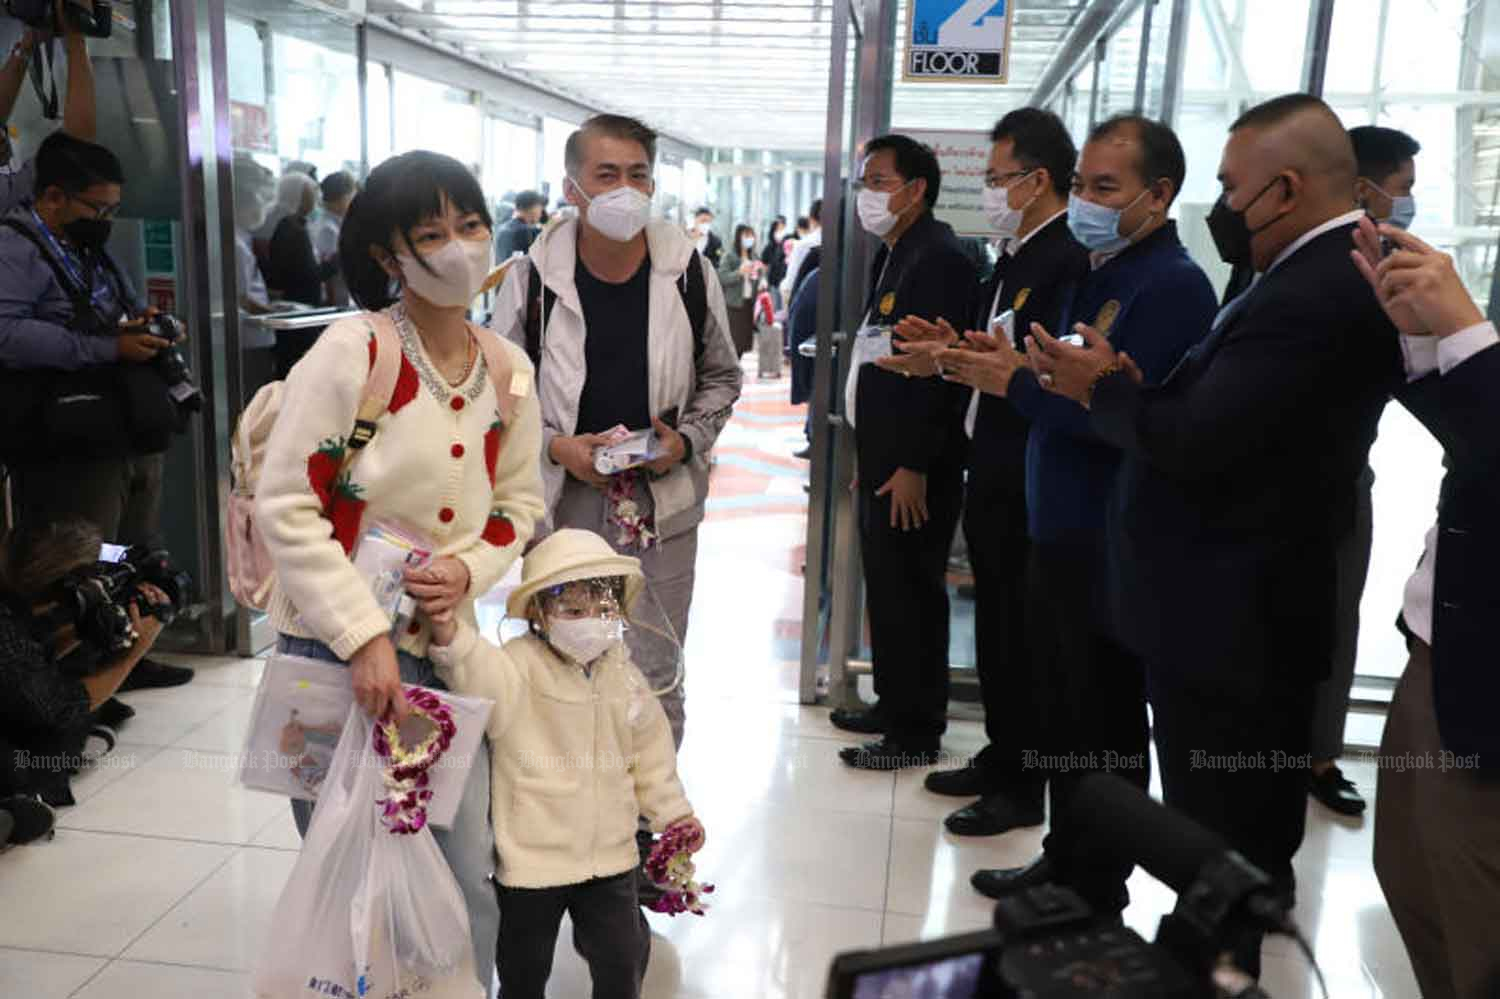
[833,134,978,770]
[878,108,1090,833]
[1028,95,1403,962]
[1352,219,1500,999]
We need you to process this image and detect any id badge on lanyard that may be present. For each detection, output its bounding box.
[844,259,898,429]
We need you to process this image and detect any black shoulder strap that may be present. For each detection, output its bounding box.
[679,250,708,361]
[0,218,97,327]
[523,259,556,371]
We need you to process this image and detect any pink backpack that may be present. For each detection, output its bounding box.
[225,312,517,611]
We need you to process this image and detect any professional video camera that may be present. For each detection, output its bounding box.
[3,0,112,37]
[826,775,1326,999]
[50,544,193,655]
[146,313,204,413]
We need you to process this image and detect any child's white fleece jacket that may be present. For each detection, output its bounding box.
[430,623,693,889]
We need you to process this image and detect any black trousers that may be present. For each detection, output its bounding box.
[961,489,1035,790]
[1028,540,1150,899]
[13,452,164,549]
[857,465,963,744]
[494,870,650,999]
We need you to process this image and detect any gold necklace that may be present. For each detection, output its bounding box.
[440,337,476,388]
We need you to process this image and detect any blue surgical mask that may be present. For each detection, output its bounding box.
[1387,195,1416,230]
[1067,190,1149,253]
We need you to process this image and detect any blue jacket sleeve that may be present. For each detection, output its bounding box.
[0,240,119,370]
[1396,342,1500,471]
[1007,366,1095,439]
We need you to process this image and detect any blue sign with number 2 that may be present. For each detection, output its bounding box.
[909,0,1007,48]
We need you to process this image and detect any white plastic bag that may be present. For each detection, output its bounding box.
[251,709,483,999]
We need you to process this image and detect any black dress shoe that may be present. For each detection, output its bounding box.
[829,706,886,734]
[924,763,992,798]
[0,796,56,846]
[93,697,135,730]
[1309,765,1366,817]
[793,445,811,459]
[839,738,940,771]
[118,658,195,692]
[945,792,1044,837]
[972,856,1055,899]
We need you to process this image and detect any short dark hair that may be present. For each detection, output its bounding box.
[513,190,546,212]
[564,113,657,177]
[1087,115,1186,205]
[795,215,810,230]
[339,150,494,311]
[320,170,357,204]
[809,198,822,223]
[34,132,124,198]
[693,206,714,219]
[1348,125,1421,184]
[865,134,942,207]
[990,108,1077,196]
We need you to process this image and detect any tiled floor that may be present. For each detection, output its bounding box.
[0,366,1423,997]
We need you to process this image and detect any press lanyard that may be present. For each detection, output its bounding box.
[29,208,117,313]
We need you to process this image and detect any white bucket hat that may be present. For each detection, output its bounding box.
[505,529,644,619]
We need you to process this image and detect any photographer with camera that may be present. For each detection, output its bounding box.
[0,129,195,689]
[0,520,171,844]
[0,1,99,215]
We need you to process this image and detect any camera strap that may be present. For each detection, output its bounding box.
[26,36,59,120]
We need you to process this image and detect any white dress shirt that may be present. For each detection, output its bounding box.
[1398,320,1500,643]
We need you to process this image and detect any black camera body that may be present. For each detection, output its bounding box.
[56,545,193,655]
[4,0,113,37]
[146,313,203,412]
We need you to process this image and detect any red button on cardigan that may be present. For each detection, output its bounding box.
[450,397,465,412]
[439,507,455,524]
[451,443,465,459]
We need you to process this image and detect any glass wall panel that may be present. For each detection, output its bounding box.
[484,118,541,209]
[271,33,361,178]
[366,62,392,170]
[542,115,577,205]
[393,72,481,173]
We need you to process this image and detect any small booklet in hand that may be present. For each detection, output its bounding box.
[592,424,663,476]
[352,521,433,635]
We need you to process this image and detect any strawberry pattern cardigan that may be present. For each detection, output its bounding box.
[256,304,546,661]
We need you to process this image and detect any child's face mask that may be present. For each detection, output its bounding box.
[537,577,627,667]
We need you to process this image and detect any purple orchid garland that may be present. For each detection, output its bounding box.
[371,687,457,835]
[644,822,714,916]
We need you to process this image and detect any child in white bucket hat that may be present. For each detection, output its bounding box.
[428,528,702,999]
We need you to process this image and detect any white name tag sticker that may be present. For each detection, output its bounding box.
[509,370,531,398]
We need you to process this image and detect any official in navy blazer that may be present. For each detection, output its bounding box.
[1028,96,1404,964]
[1353,219,1500,999]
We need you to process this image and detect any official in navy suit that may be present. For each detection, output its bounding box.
[1029,96,1404,970]
[1352,219,1500,999]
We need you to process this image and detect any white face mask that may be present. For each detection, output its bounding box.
[856,182,912,238]
[547,615,624,666]
[572,178,653,243]
[741,235,755,250]
[982,174,1038,240]
[397,237,493,308]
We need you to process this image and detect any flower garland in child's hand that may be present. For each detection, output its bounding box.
[645,819,713,916]
[372,687,457,835]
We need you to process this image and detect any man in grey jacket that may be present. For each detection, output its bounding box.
[489,113,742,751]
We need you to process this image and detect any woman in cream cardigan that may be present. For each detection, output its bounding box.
[255,151,545,990]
